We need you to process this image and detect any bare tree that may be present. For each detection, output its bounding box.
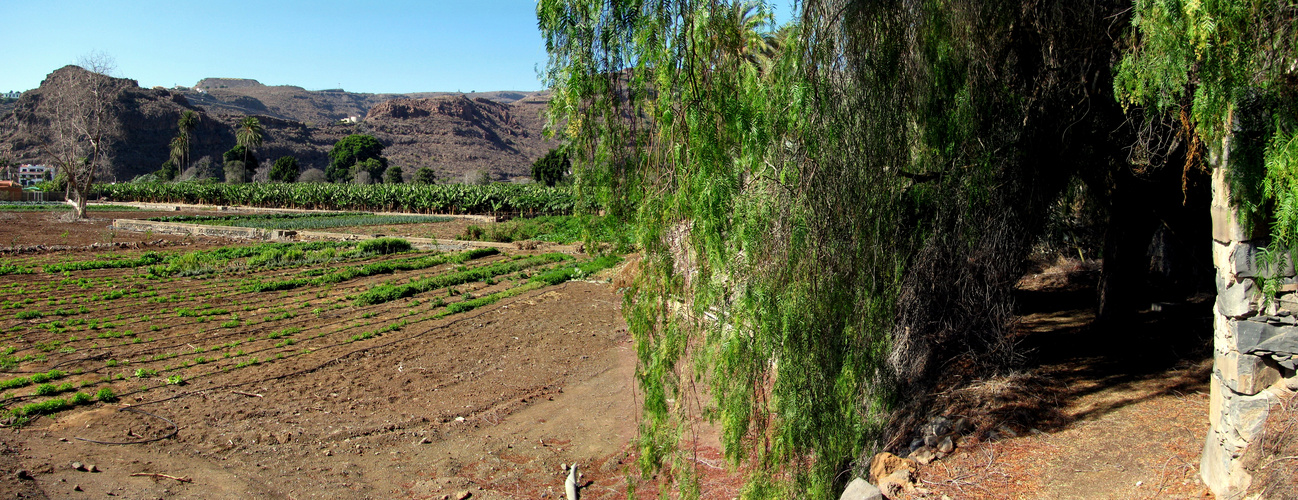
[17,52,124,218]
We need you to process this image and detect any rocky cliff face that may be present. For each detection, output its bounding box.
[1,68,554,183]
[0,66,236,182]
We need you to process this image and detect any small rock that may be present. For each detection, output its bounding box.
[15,469,32,480]
[953,417,973,435]
[923,434,939,446]
[911,448,937,465]
[924,416,953,437]
[87,464,99,473]
[71,461,85,471]
[868,452,916,484]
[877,469,914,498]
[997,424,1018,438]
[909,438,925,452]
[73,485,82,492]
[1285,376,1298,392]
[937,435,954,454]
[454,491,472,500]
[839,477,884,500]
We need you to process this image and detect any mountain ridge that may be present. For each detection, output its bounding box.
[0,67,554,183]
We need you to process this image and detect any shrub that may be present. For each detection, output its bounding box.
[414,167,437,184]
[71,392,91,405]
[384,165,404,184]
[95,387,117,402]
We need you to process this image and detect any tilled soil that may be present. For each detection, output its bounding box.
[7,282,634,500]
[0,213,642,499]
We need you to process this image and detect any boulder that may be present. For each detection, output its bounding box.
[839,478,884,500]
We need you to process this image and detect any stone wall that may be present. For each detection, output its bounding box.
[1203,160,1298,497]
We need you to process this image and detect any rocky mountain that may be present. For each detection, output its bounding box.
[1,68,554,183]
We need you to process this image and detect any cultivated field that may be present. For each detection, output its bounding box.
[0,209,648,499]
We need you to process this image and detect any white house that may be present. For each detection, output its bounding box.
[2,91,21,99]
[17,164,53,186]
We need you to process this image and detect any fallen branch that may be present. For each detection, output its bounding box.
[1259,456,1298,470]
[130,472,191,482]
[232,390,263,398]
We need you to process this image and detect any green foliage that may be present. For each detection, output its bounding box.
[270,156,300,183]
[148,212,450,231]
[222,145,258,184]
[157,160,178,181]
[384,165,404,184]
[357,237,412,255]
[1117,0,1298,285]
[531,147,569,186]
[414,167,437,185]
[243,247,497,293]
[95,387,116,402]
[354,253,569,306]
[540,0,1129,496]
[328,134,387,183]
[97,181,585,215]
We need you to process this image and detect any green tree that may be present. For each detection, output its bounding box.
[541,1,1143,497]
[269,156,300,183]
[355,158,385,183]
[221,145,258,184]
[531,147,569,186]
[176,110,198,171]
[327,134,386,183]
[157,159,178,181]
[413,166,437,185]
[383,164,403,184]
[235,116,263,172]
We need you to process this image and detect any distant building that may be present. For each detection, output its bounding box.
[340,116,360,124]
[2,91,21,99]
[0,181,22,201]
[17,164,53,187]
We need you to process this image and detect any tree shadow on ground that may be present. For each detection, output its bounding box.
[925,266,1213,439]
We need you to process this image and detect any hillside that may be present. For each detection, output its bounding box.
[0,69,554,183]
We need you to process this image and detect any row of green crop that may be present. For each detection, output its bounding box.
[148,213,452,231]
[243,247,499,293]
[354,253,572,306]
[95,182,589,215]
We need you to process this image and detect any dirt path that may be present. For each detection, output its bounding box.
[910,266,1216,499]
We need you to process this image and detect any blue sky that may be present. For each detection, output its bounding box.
[3,1,793,95]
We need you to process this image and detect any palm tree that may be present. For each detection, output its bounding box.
[176,110,198,171]
[235,116,264,180]
[169,135,187,170]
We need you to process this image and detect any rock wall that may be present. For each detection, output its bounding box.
[1203,145,1298,497]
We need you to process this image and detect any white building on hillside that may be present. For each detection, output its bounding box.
[2,91,21,99]
[18,164,53,186]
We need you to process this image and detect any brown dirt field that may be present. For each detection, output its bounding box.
[0,210,227,249]
[0,214,647,499]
